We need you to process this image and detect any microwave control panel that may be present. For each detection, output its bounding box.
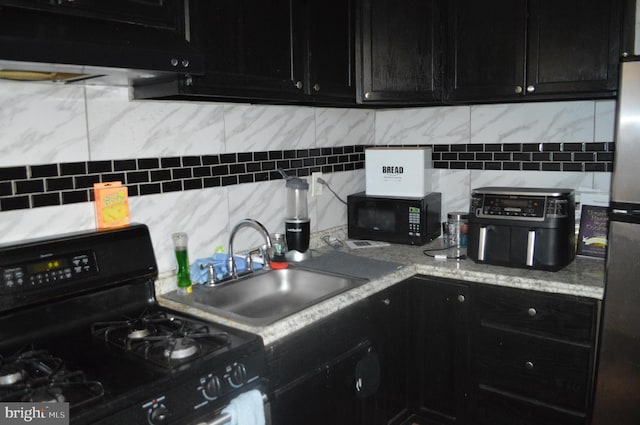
[408,206,422,237]
[471,193,570,221]
[1,250,97,292]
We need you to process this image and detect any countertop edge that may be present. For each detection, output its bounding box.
[158,259,603,346]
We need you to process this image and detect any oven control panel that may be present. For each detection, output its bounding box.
[1,250,97,292]
[97,349,267,425]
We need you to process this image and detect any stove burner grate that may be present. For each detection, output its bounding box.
[92,310,232,369]
[0,349,104,409]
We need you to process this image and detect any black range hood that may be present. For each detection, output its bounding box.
[0,5,204,86]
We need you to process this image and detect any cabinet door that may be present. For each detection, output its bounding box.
[447,0,527,101]
[306,0,355,103]
[271,341,372,425]
[361,280,413,425]
[0,0,181,29]
[526,0,620,96]
[187,0,302,100]
[412,276,470,425]
[357,0,443,104]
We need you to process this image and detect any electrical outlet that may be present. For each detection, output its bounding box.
[311,172,323,196]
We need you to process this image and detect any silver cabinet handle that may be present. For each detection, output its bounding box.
[526,85,535,93]
[382,298,390,306]
[313,83,320,92]
[525,361,534,370]
[294,81,303,90]
[364,92,371,99]
[526,230,536,266]
[457,294,466,303]
[515,85,523,94]
[527,307,537,317]
[478,227,487,261]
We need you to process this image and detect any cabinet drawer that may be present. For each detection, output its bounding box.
[474,389,587,425]
[476,286,598,343]
[476,327,591,411]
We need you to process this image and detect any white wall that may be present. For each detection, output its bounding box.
[0,81,615,275]
[376,100,615,214]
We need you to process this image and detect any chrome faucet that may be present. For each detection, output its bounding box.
[227,219,272,279]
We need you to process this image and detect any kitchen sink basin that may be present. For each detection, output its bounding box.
[166,267,369,326]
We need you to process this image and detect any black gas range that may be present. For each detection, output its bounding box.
[0,224,268,425]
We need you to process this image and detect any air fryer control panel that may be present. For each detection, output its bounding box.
[471,191,570,221]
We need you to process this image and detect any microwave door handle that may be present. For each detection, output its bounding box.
[478,227,487,261]
[526,230,536,266]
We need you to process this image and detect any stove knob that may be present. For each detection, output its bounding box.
[148,404,170,424]
[229,363,247,387]
[203,375,223,399]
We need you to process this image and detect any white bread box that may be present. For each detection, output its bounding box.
[365,147,433,197]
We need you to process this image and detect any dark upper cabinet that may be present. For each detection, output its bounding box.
[295,0,355,103]
[179,0,301,101]
[356,0,444,105]
[446,0,527,100]
[135,0,354,104]
[0,0,181,29]
[526,0,620,96]
[447,0,622,102]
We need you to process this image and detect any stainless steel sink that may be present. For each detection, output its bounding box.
[165,267,368,326]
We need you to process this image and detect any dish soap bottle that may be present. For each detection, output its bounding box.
[172,232,192,294]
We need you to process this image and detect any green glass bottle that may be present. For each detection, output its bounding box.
[172,232,192,294]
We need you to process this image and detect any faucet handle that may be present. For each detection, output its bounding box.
[246,251,257,272]
[227,255,237,279]
[260,245,272,270]
[200,263,217,286]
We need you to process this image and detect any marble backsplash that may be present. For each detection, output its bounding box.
[0,80,615,274]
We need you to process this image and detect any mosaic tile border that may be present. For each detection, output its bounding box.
[0,142,613,211]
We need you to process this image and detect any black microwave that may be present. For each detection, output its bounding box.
[347,192,441,245]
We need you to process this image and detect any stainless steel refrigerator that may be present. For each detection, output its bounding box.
[591,57,640,424]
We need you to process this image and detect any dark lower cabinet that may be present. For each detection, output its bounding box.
[361,280,413,425]
[267,300,375,425]
[411,276,470,425]
[473,390,587,425]
[271,340,373,425]
[267,275,600,425]
[470,284,600,425]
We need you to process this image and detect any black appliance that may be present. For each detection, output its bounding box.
[347,191,441,245]
[467,187,575,271]
[0,224,268,425]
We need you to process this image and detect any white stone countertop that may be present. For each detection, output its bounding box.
[157,234,605,347]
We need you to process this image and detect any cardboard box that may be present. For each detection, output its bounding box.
[365,147,433,197]
[93,181,130,229]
